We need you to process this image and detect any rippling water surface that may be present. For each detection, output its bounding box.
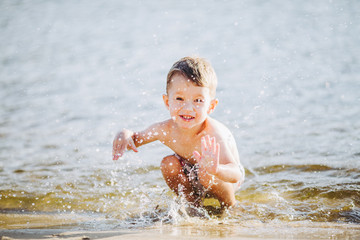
[0,0,360,235]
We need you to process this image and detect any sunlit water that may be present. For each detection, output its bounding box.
[1,0,360,234]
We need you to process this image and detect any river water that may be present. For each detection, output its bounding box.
[0,0,359,237]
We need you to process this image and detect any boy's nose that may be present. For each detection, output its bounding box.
[182,101,194,110]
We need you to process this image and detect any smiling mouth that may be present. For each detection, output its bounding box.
[179,115,195,121]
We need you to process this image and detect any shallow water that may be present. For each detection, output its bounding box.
[0,0,360,234]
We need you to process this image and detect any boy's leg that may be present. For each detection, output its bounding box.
[160,155,200,205]
[198,169,237,207]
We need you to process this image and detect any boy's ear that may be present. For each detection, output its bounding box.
[207,98,219,114]
[163,94,169,110]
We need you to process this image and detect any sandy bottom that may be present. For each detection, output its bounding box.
[1,223,360,240]
[1,212,360,239]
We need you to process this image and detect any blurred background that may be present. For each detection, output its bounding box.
[0,0,359,229]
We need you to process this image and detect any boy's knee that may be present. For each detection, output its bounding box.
[214,190,236,208]
[161,155,181,177]
[199,178,236,207]
[222,196,236,208]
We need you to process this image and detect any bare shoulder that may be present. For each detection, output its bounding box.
[206,117,235,143]
[154,119,173,139]
[145,119,170,132]
[206,117,240,164]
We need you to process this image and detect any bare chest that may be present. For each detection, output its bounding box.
[163,136,201,162]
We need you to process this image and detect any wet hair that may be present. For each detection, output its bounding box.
[166,56,217,98]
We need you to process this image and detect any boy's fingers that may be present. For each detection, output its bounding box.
[193,150,201,162]
[206,135,211,147]
[113,140,126,160]
[201,137,206,153]
[129,140,138,152]
[112,146,123,160]
[112,150,121,160]
[216,143,220,160]
[112,143,119,160]
[207,135,215,152]
[211,137,216,154]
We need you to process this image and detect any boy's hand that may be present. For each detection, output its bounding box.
[193,135,220,175]
[112,129,138,160]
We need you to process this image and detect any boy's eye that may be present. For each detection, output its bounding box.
[194,98,203,103]
[176,97,183,101]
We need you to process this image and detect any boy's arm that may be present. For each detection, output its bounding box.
[214,162,244,184]
[132,121,168,147]
[217,134,245,184]
[112,121,167,160]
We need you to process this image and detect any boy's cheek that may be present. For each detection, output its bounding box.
[169,103,180,111]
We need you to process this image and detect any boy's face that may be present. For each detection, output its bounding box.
[163,73,218,130]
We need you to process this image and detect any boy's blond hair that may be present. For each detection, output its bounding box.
[166,56,218,98]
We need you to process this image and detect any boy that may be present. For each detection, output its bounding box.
[112,56,244,208]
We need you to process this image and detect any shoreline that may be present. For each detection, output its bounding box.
[1,220,360,240]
